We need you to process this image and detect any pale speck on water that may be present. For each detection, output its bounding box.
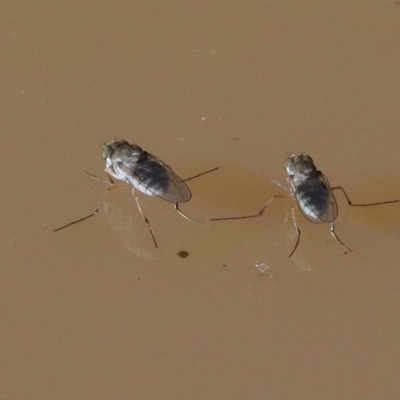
[254,261,279,283]
[255,261,270,273]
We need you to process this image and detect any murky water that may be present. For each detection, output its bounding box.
[2,1,400,399]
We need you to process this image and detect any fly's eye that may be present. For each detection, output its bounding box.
[101,147,110,159]
[303,155,313,164]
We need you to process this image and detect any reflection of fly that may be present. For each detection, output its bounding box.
[211,153,399,257]
[55,140,218,248]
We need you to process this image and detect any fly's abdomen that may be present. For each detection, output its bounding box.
[294,179,338,223]
[132,160,170,196]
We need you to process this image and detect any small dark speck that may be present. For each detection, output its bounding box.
[177,250,189,259]
[223,264,227,267]
[137,277,140,280]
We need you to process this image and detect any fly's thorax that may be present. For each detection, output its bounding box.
[101,140,130,160]
[102,140,144,165]
[111,145,144,166]
[103,142,145,170]
[285,154,318,180]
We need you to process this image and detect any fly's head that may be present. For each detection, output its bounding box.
[285,154,317,181]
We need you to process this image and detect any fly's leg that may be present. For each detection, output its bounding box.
[54,213,97,231]
[329,185,398,253]
[174,203,208,227]
[331,186,400,206]
[330,223,353,254]
[182,167,219,182]
[176,167,219,226]
[288,206,301,258]
[133,189,158,248]
[210,194,290,221]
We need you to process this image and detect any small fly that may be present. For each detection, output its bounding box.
[54,140,218,248]
[211,153,399,257]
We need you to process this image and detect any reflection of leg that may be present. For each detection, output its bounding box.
[210,194,290,221]
[288,206,301,258]
[271,179,290,193]
[133,190,158,248]
[174,203,208,226]
[84,171,114,186]
[54,178,127,232]
[183,167,219,182]
[93,183,126,213]
[330,223,353,254]
[90,168,130,213]
[331,186,400,206]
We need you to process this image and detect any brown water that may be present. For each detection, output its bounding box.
[2,2,400,399]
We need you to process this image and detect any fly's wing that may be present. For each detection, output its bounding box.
[293,173,338,224]
[120,152,192,203]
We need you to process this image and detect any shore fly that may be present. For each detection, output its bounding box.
[210,153,399,257]
[54,140,218,248]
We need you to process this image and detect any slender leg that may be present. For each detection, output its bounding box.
[183,167,219,182]
[169,167,219,226]
[331,186,400,206]
[174,203,208,226]
[133,189,158,248]
[330,223,353,253]
[54,212,97,231]
[210,194,290,221]
[288,206,301,258]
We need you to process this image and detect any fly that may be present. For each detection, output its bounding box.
[54,140,218,248]
[210,153,399,257]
